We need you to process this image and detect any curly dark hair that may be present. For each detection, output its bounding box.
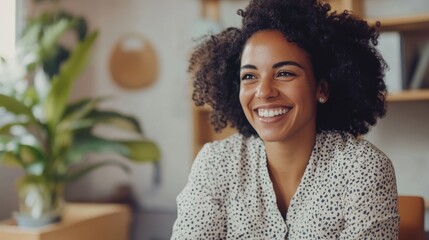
[190,0,387,138]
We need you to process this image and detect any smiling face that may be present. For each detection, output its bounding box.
[239,30,326,143]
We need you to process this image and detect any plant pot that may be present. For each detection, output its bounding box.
[13,175,65,228]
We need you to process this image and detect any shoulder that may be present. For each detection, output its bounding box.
[198,133,262,160]
[194,133,263,170]
[207,132,260,148]
[191,133,264,197]
[317,132,396,189]
[319,131,388,159]
[318,131,393,172]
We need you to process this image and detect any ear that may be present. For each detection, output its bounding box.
[317,80,329,103]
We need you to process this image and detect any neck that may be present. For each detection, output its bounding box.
[265,130,317,182]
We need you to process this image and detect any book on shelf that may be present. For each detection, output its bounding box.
[401,31,429,90]
[377,31,404,93]
[409,40,429,89]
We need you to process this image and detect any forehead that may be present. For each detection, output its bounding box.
[241,30,310,65]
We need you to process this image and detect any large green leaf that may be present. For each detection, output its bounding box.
[44,31,99,132]
[18,144,45,165]
[62,97,106,121]
[85,110,143,134]
[52,130,73,158]
[17,144,46,175]
[20,16,75,72]
[20,11,89,78]
[69,111,144,141]
[58,97,107,133]
[0,94,37,122]
[64,137,129,165]
[0,121,31,135]
[0,138,45,171]
[0,135,12,145]
[57,119,97,133]
[65,160,130,182]
[0,151,22,167]
[39,18,75,62]
[0,138,24,167]
[22,86,39,108]
[57,98,103,134]
[121,140,160,163]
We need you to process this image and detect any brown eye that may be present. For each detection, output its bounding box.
[241,74,255,81]
[276,71,295,78]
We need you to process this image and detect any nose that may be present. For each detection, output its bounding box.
[255,78,278,100]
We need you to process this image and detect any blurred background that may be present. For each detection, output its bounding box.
[0,0,428,239]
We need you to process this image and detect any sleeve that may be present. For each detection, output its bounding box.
[339,151,400,240]
[171,144,226,240]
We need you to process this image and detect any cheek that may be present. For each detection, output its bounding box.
[239,86,246,106]
[291,81,318,102]
[239,86,251,110]
[239,87,256,122]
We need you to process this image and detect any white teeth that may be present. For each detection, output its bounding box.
[257,108,289,118]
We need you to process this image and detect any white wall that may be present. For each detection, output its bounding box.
[364,0,429,230]
[57,0,200,211]
[57,0,249,212]
[366,101,429,230]
[0,168,21,219]
[365,0,429,18]
[367,101,429,198]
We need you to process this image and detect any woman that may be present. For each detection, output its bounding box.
[172,0,399,239]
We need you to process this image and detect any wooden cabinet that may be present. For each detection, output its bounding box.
[0,203,131,240]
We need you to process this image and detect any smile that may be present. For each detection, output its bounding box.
[257,108,290,118]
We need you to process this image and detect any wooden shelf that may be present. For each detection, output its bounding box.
[367,14,429,31]
[330,0,429,32]
[387,89,429,102]
[331,0,429,32]
[192,106,237,156]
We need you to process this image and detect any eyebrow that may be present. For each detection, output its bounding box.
[240,64,257,70]
[273,61,303,69]
[240,61,303,70]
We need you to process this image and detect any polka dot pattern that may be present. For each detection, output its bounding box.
[171,131,399,239]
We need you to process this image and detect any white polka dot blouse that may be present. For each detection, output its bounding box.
[171,131,399,239]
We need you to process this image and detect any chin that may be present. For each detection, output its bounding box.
[256,130,287,142]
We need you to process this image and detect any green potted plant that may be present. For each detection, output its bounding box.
[0,9,160,227]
